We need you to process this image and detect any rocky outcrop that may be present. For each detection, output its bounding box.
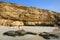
[0,19,24,26]
[0,2,60,26]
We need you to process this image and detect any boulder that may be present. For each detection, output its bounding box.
[3,30,26,37]
[39,32,59,39]
[3,31,17,37]
[3,30,37,37]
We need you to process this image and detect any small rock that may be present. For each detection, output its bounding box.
[39,33,50,39]
[49,34,59,38]
[3,31,17,37]
[39,32,59,39]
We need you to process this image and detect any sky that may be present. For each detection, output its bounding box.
[0,0,60,12]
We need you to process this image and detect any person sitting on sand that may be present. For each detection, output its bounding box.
[11,21,24,31]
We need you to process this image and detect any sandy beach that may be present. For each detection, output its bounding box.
[0,26,60,40]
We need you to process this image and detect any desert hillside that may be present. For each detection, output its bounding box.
[0,2,60,26]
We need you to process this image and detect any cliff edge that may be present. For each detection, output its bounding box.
[0,2,60,26]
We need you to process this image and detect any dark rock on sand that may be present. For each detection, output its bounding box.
[3,31,18,37]
[3,30,37,37]
[3,30,26,37]
[39,32,50,39]
[49,34,59,38]
[39,32,59,39]
[43,32,59,38]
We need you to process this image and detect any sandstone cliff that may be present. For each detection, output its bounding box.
[0,2,60,26]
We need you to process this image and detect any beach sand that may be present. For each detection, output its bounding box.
[0,26,59,40]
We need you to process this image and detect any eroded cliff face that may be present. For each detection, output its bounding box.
[0,2,60,26]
